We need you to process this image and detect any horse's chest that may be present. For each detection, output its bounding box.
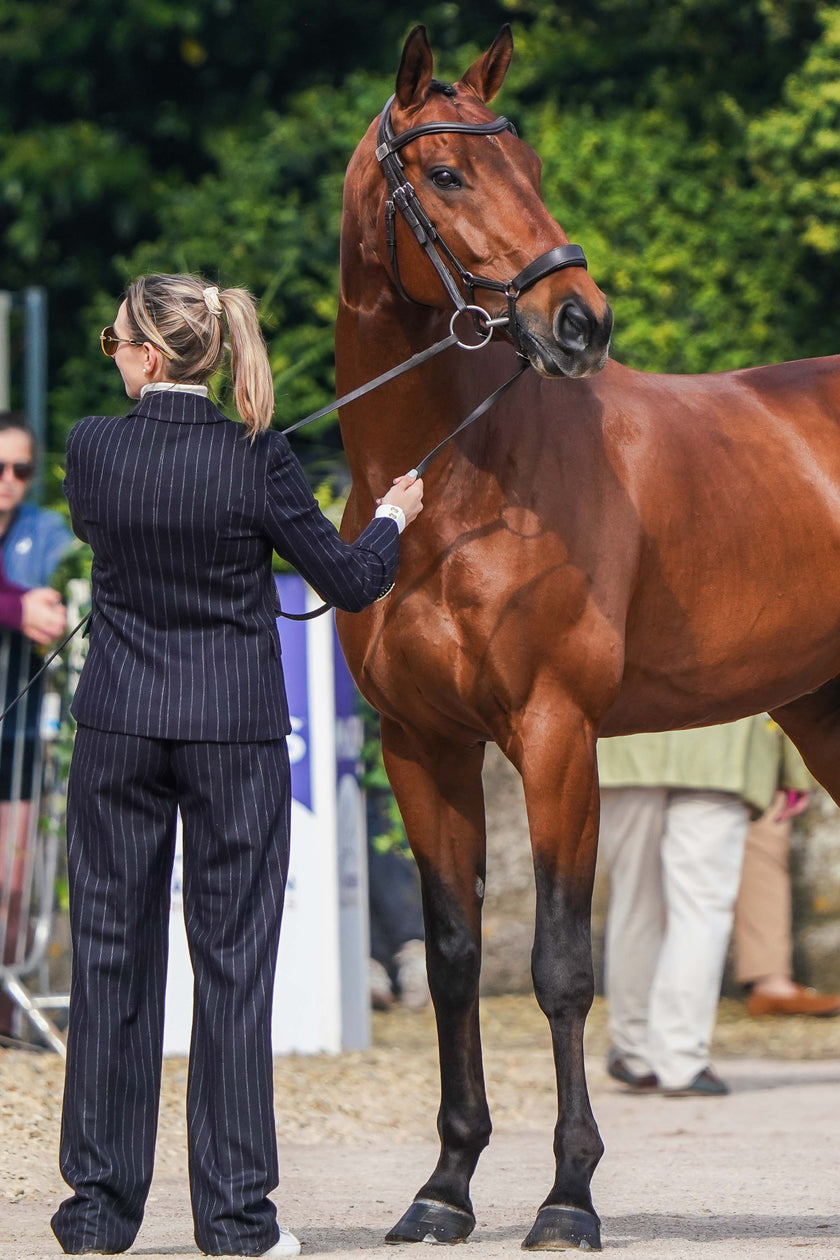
[351,551,613,736]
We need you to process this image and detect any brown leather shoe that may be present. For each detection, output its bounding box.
[746,984,840,1018]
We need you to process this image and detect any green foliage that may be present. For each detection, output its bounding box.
[0,0,512,461]
[358,698,411,858]
[749,6,840,269]
[505,0,819,118]
[533,100,821,372]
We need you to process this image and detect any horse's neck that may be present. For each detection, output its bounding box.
[336,283,475,496]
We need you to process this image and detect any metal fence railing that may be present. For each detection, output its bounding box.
[0,578,89,1056]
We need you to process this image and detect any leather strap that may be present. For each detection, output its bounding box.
[284,360,530,621]
[281,330,460,435]
[376,110,516,161]
[509,244,588,295]
[415,360,529,476]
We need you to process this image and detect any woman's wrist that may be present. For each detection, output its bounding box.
[375,503,406,534]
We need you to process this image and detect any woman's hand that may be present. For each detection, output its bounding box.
[380,472,424,527]
[21,587,67,645]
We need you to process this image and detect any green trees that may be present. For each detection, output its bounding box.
[3,1,840,480]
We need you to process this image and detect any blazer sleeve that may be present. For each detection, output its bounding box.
[262,435,400,613]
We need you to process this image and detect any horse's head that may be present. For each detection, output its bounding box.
[360,25,613,380]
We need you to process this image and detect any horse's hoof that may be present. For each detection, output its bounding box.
[385,1198,476,1244]
[521,1206,602,1251]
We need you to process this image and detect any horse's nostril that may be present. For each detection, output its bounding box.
[554,301,593,353]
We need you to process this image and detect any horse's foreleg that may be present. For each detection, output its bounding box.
[513,706,604,1252]
[379,717,488,1245]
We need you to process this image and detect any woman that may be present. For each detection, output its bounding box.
[51,274,422,1258]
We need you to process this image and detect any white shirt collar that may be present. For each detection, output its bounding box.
[140,382,209,399]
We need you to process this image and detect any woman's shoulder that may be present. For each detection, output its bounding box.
[67,413,122,449]
[248,426,293,467]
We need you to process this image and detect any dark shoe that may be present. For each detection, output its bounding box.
[663,1067,729,1097]
[746,984,840,1018]
[606,1049,659,1091]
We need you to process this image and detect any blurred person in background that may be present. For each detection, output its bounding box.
[735,784,840,1017]
[367,839,429,1012]
[0,412,72,1042]
[596,716,811,1097]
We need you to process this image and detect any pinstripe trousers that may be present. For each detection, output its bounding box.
[51,726,291,1256]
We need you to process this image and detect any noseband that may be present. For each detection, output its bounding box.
[376,94,588,354]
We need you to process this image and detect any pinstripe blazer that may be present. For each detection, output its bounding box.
[64,390,400,741]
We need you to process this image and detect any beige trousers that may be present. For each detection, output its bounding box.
[733,813,793,985]
[599,787,748,1090]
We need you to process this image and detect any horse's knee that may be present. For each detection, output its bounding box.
[421,876,482,1003]
[531,947,594,1023]
[426,920,481,1004]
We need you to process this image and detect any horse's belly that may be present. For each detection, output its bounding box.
[605,600,840,735]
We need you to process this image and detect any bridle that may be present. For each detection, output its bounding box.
[375,93,589,357]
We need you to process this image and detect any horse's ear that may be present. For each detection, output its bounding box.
[395,25,434,110]
[460,25,514,103]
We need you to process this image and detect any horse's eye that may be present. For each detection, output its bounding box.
[430,168,462,190]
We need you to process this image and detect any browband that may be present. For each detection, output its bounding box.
[376,106,516,163]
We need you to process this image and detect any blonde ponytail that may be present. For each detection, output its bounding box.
[124,274,275,437]
[217,288,275,437]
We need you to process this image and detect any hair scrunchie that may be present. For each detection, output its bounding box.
[203,286,223,316]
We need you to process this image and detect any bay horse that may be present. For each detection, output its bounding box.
[335,23,840,1252]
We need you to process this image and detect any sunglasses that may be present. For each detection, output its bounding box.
[0,461,34,482]
[100,326,173,360]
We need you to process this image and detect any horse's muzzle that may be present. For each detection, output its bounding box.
[518,299,613,379]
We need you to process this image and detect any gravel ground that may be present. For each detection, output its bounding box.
[1,995,839,1258]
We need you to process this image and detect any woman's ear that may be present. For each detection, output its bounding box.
[143,343,169,382]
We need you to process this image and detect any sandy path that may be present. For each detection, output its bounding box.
[2,997,838,1258]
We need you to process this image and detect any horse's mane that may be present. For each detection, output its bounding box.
[429,79,457,97]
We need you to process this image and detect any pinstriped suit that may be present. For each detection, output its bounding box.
[52,389,400,1257]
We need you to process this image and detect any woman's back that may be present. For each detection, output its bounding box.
[69,394,277,631]
[66,391,286,741]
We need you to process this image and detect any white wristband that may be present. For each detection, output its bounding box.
[375,503,406,534]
